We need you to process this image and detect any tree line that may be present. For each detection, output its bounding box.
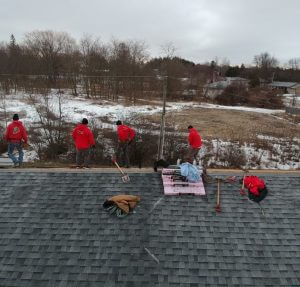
[1,30,300,83]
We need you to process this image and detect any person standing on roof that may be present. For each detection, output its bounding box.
[243,175,268,203]
[186,125,202,164]
[72,118,95,169]
[5,114,28,167]
[115,120,136,168]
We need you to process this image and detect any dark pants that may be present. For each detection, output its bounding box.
[8,142,24,165]
[185,147,200,163]
[76,148,90,167]
[248,187,268,203]
[116,141,130,167]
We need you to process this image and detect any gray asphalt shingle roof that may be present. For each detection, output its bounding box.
[0,171,299,286]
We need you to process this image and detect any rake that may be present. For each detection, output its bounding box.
[112,159,130,183]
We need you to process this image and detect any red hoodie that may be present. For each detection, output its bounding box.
[117,125,136,142]
[244,176,266,196]
[188,128,202,149]
[5,120,28,143]
[72,124,95,150]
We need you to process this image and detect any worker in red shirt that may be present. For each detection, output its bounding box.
[72,118,95,168]
[5,114,28,167]
[242,175,268,203]
[115,120,136,168]
[185,125,202,164]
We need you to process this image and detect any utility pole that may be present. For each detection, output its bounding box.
[157,76,167,160]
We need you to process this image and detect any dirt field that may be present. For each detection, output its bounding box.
[142,107,300,142]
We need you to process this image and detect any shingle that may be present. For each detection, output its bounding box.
[0,171,299,286]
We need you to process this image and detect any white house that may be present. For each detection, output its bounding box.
[203,77,249,99]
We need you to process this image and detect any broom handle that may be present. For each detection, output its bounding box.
[242,173,246,189]
[217,180,220,206]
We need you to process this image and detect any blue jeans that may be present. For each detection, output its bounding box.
[8,142,24,164]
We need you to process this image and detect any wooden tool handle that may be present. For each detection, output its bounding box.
[242,178,245,190]
[113,160,125,175]
[217,180,220,206]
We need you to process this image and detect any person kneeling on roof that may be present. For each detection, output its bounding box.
[242,176,268,203]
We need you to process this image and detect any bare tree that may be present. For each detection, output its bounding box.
[24,30,77,82]
[109,39,148,74]
[160,41,176,59]
[80,34,109,74]
[253,52,279,81]
[253,52,279,69]
[27,92,70,160]
[288,58,300,70]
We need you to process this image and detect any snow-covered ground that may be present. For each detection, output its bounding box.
[199,139,299,170]
[4,91,193,125]
[3,91,287,126]
[1,90,299,169]
[282,94,300,108]
[193,103,285,114]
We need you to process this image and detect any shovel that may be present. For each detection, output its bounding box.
[112,159,130,183]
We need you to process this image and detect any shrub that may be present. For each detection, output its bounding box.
[215,84,248,106]
[246,88,284,109]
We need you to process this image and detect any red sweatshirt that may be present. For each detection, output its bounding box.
[188,128,202,149]
[5,120,28,143]
[244,176,266,196]
[117,125,136,142]
[72,124,95,150]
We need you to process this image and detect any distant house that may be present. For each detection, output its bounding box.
[268,81,298,94]
[225,77,249,86]
[203,77,249,99]
[268,82,300,115]
[287,83,300,94]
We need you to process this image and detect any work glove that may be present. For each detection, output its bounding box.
[22,142,29,149]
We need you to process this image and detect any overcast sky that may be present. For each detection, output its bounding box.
[0,0,299,65]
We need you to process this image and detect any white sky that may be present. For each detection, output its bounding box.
[0,0,300,65]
